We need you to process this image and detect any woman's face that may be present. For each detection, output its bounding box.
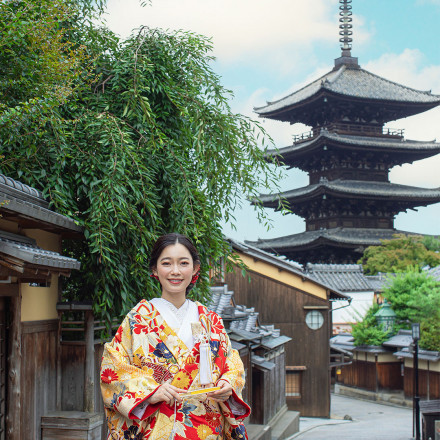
[152,243,199,298]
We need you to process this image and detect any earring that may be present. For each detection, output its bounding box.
[150,274,159,280]
[191,272,200,284]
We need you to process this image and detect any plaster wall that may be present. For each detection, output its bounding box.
[333,290,374,325]
[354,351,396,363]
[404,357,440,372]
[234,251,328,300]
[21,229,60,321]
[0,218,19,233]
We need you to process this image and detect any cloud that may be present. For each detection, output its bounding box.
[105,0,342,66]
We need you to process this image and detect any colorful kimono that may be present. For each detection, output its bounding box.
[100,299,251,439]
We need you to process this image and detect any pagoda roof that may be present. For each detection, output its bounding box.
[255,64,440,124]
[259,179,440,209]
[246,227,410,253]
[266,130,440,165]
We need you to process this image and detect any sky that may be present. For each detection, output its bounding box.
[105,0,440,244]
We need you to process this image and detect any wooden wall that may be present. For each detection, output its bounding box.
[60,341,105,412]
[403,367,440,400]
[250,351,286,425]
[21,320,58,440]
[225,269,331,417]
[337,359,403,392]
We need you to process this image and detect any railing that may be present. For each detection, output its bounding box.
[292,125,404,144]
[292,130,316,143]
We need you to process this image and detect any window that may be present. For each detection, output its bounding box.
[285,366,306,398]
[305,310,324,330]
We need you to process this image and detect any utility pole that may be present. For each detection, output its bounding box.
[412,323,420,440]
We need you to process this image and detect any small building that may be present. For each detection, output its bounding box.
[223,239,349,417]
[306,264,374,334]
[0,174,82,439]
[394,347,440,401]
[207,285,297,439]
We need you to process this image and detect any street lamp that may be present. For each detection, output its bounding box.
[374,299,396,332]
[412,322,420,440]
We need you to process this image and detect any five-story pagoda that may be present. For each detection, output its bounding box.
[249,0,440,265]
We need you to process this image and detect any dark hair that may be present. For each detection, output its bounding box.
[149,233,200,295]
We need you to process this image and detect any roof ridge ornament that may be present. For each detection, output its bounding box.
[334,0,359,69]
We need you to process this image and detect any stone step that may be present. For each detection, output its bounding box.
[270,410,300,440]
[246,423,272,440]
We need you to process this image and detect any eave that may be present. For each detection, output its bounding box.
[258,180,440,211]
[265,131,440,169]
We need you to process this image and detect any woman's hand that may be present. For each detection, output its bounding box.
[147,380,185,406]
[207,379,233,402]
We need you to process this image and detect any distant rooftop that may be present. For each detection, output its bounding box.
[306,263,373,292]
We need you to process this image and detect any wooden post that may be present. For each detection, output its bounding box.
[84,310,95,413]
[6,288,21,440]
[56,309,62,411]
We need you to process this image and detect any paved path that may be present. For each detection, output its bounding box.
[288,394,414,440]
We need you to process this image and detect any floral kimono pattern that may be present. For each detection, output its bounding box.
[100,300,250,439]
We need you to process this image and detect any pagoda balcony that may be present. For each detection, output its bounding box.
[292,125,404,144]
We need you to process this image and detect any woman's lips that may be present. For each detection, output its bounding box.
[168,279,183,284]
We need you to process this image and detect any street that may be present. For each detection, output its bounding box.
[290,394,414,440]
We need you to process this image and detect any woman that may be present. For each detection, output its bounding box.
[100,233,250,439]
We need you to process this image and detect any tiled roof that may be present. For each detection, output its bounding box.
[364,273,390,292]
[208,284,292,347]
[255,64,440,116]
[330,333,354,352]
[259,180,440,206]
[0,174,47,206]
[305,263,373,292]
[394,347,440,362]
[0,173,82,233]
[0,230,80,270]
[247,228,411,250]
[383,330,413,349]
[266,130,440,158]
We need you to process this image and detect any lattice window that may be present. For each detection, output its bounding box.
[286,366,306,399]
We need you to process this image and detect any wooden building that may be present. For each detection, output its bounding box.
[207,285,294,430]
[335,346,403,393]
[0,174,83,439]
[333,329,440,403]
[394,347,440,401]
[248,0,440,264]
[224,239,349,417]
[305,264,382,334]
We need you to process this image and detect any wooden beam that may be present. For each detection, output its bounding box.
[84,310,95,412]
[0,284,19,297]
[6,286,21,440]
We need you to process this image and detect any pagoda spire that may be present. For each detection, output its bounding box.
[334,0,359,69]
[339,0,353,56]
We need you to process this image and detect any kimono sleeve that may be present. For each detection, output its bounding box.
[218,331,251,421]
[100,314,160,420]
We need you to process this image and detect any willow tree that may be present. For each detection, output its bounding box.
[0,0,282,323]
